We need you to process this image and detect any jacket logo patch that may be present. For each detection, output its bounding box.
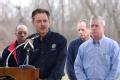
[51,44,56,50]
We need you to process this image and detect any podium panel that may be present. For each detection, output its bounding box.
[0,67,39,80]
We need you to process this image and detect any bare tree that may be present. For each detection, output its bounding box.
[1,0,120,50]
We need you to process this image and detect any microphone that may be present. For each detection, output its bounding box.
[23,33,40,66]
[26,33,40,40]
[24,33,40,51]
[6,33,40,67]
[24,39,34,51]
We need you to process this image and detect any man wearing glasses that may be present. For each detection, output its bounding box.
[1,25,28,67]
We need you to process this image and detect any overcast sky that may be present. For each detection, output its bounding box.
[10,0,30,7]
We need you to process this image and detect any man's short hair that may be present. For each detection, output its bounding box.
[15,24,28,34]
[77,19,89,28]
[32,8,50,20]
[90,16,106,27]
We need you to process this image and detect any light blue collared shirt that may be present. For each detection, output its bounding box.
[74,36,120,80]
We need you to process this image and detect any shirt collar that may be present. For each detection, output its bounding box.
[92,35,106,45]
[39,30,51,41]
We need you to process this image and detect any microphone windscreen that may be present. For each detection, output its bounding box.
[26,33,39,39]
[24,39,34,50]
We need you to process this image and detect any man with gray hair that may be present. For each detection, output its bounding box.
[1,24,28,67]
[74,16,120,80]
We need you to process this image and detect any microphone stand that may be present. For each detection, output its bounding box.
[6,41,35,69]
[19,40,35,69]
[26,49,30,65]
[6,33,40,68]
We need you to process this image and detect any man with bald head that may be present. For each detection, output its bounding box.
[1,24,28,67]
[15,25,28,43]
[66,20,90,80]
[74,16,120,80]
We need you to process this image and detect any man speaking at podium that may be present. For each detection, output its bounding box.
[1,25,28,67]
[29,8,67,80]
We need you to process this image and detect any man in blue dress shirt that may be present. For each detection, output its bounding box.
[74,16,120,80]
[66,20,90,80]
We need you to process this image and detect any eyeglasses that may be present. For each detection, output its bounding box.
[17,32,27,35]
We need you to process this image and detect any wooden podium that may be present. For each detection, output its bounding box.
[0,67,39,80]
